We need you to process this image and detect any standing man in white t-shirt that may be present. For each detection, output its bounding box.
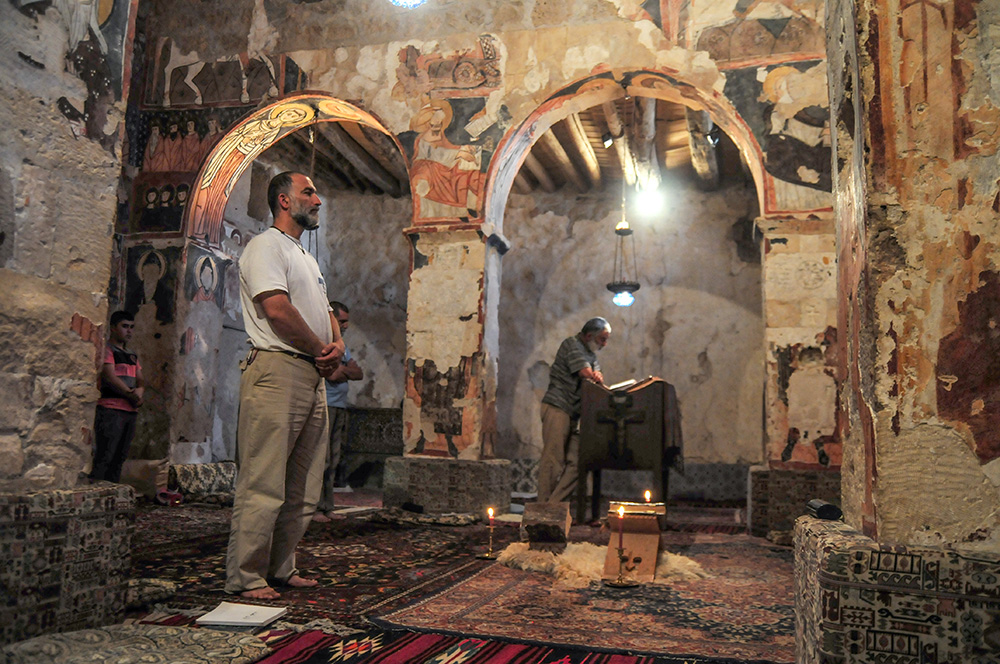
[225,171,344,600]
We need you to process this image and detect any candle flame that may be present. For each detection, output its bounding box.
[487,507,494,518]
[617,505,625,518]
[644,490,651,503]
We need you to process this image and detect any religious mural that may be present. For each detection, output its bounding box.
[14,0,137,146]
[117,35,306,237]
[144,39,305,109]
[184,245,228,307]
[122,244,181,325]
[724,60,831,213]
[693,0,824,66]
[393,37,507,222]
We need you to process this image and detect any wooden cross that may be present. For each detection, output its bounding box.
[596,391,645,462]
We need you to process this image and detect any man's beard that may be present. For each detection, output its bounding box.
[293,211,319,230]
[586,340,602,352]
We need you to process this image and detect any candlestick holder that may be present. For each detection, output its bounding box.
[476,523,497,559]
[604,546,639,587]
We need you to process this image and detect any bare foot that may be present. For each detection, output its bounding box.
[241,586,281,600]
[285,574,319,588]
[312,512,332,523]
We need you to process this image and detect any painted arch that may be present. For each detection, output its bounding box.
[483,69,768,235]
[183,93,403,245]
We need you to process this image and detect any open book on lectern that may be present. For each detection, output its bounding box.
[602,376,658,392]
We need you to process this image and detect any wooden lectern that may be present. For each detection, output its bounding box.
[577,377,683,523]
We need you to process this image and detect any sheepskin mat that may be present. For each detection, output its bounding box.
[373,533,795,662]
[495,542,709,587]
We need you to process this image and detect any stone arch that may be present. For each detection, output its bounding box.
[483,69,766,236]
[183,92,406,246]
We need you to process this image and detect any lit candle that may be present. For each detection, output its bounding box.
[488,507,494,526]
[644,490,651,503]
[617,505,625,550]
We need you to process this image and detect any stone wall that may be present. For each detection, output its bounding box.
[0,2,135,489]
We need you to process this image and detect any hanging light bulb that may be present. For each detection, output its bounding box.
[607,181,640,307]
[388,0,427,6]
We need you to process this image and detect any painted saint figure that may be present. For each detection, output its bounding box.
[409,100,486,220]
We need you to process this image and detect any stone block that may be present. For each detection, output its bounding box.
[383,456,511,515]
[0,482,135,645]
[520,502,571,552]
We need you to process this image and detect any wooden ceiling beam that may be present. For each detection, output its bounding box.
[602,100,637,186]
[632,96,662,191]
[341,122,410,184]
[564,113,602,189]
[265,135,352,190]
[318,123,403,197]
[539,130,588,192]
[513,171,533,194]
[685,108,720,190]
[297,130,373,193]
[523,151,556,193]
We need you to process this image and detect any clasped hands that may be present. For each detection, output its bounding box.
[314,342,344,378]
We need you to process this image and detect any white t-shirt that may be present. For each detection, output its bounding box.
[239,227,332,354]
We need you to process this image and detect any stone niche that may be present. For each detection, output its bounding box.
[0,482,135,645]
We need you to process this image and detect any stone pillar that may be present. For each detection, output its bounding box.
[384,225,510,513]
[750,218,841,537]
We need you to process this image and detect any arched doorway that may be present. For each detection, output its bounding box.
[168,93,411,462]
[481,70,768,503]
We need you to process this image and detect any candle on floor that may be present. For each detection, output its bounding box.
[644,490,651,503]
[617,505,625,550]
[488,507,494,526]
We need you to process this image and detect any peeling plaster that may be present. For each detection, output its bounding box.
[247,0,279,59]
[877,424,1000,548]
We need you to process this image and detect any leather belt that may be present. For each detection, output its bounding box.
[252,348,315,365]
[275,349,315,364]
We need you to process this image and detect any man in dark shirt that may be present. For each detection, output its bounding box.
[537,317,611,503]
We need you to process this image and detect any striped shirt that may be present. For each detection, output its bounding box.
[542,334,599,419]
[97,345,140,412]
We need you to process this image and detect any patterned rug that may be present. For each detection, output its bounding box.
[252,629,781,663]
[373,531,795,663]
[131,506,793,662]
[131,508,519,628]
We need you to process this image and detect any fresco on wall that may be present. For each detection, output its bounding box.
[694,0,824,65]
[724,60,831,213]
[144,39,305,109]
[937,270,1000,466]
[122,244,180,324]
[117,38,306,236]
[394,38,506,222]
[771,337,841,469]
[120,107,251,235]
[184,245,228,307]
[400,98,498,221]
[14,0,137,146]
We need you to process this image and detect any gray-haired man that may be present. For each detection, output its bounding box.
[537,317,611,504]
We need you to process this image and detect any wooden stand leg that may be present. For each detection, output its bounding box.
[576,470,588,523]
[591,469,602,524]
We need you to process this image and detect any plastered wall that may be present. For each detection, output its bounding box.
[829,0,1000,548]
[498,180,764,465]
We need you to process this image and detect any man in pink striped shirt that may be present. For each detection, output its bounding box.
[90,310,145,483]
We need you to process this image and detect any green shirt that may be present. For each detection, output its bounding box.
[541,334,600,419]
